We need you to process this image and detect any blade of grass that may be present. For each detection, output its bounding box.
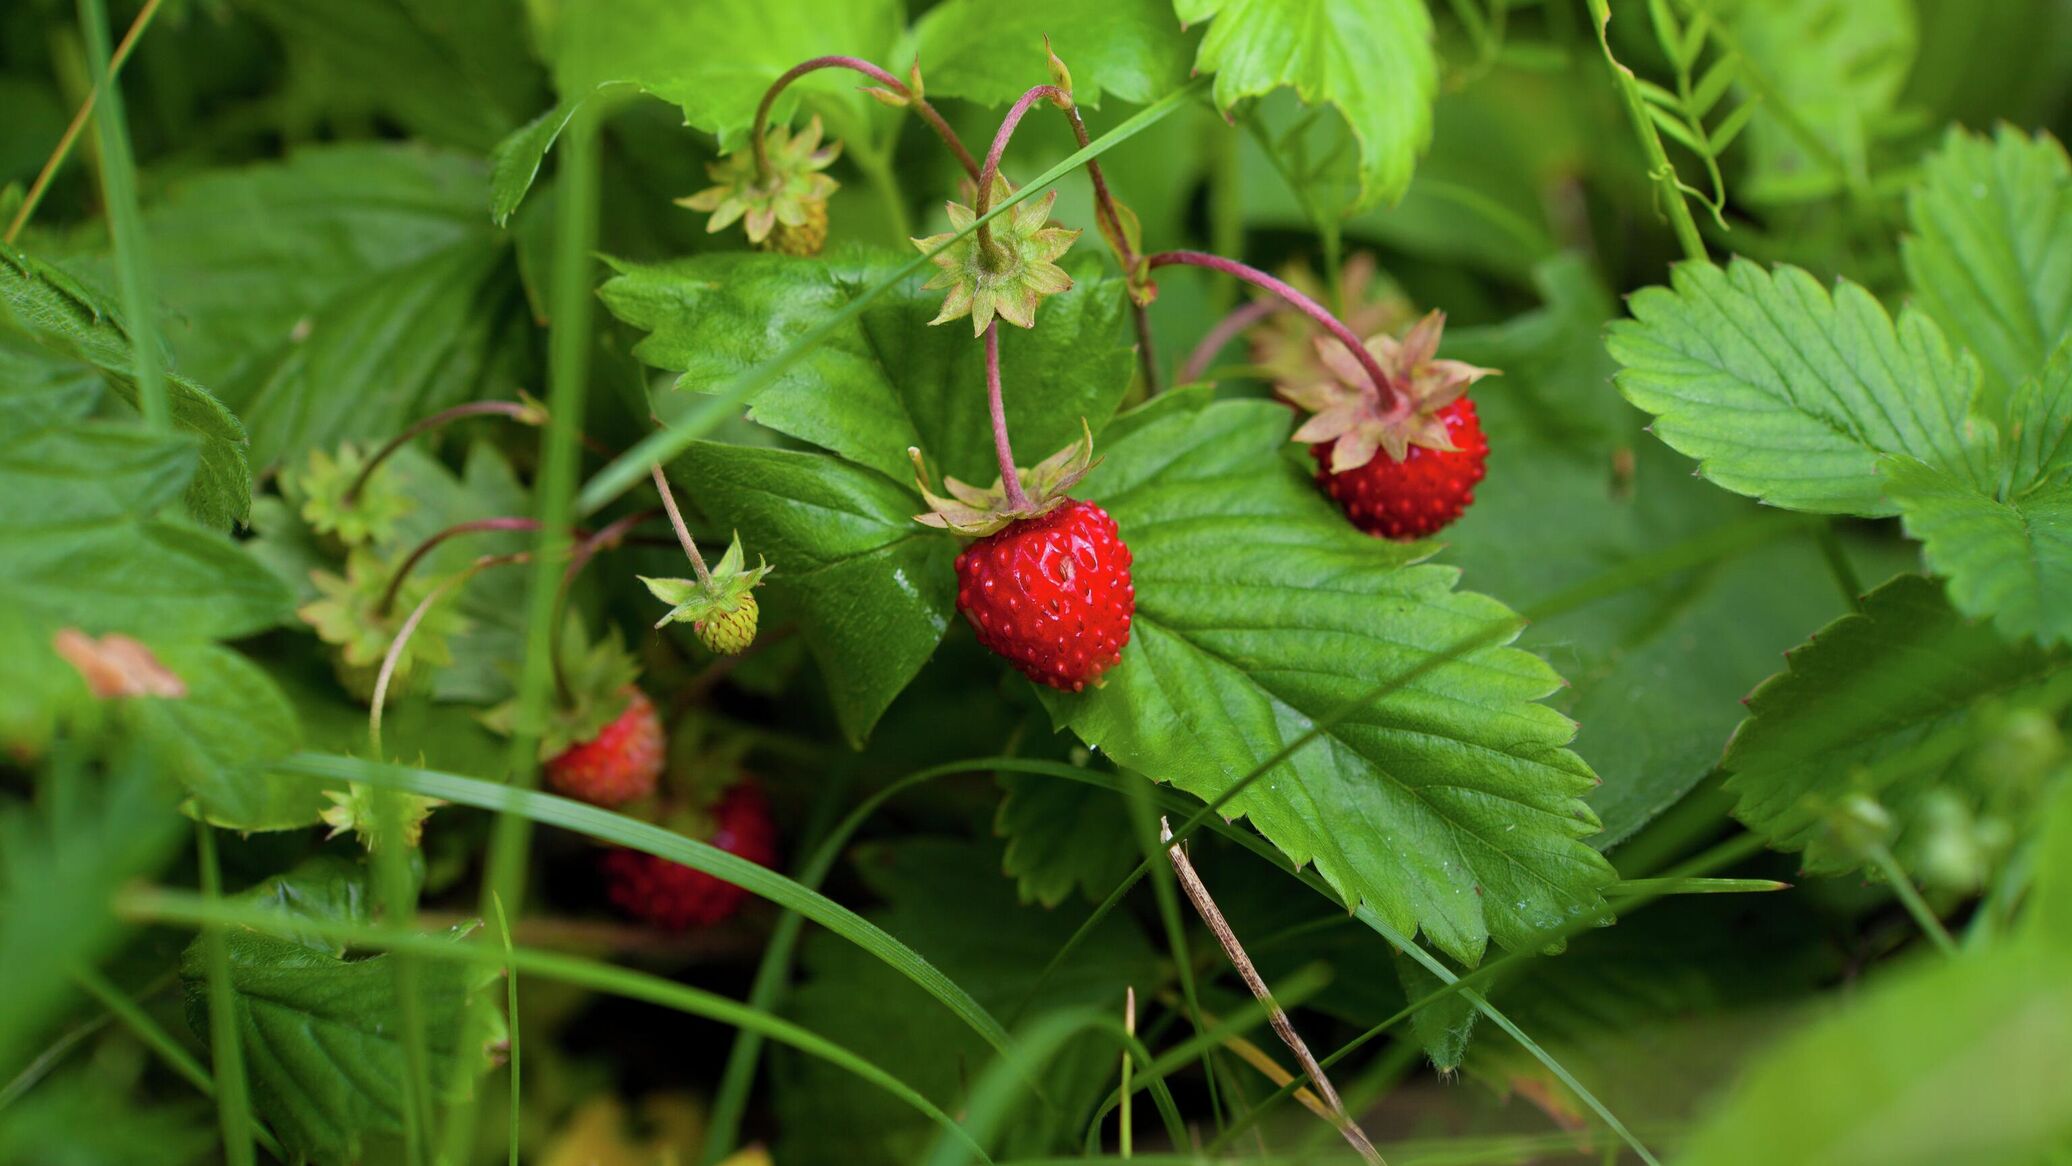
[278,753,1019,1062]
[192,824,255,1166]
[373,785,434,1166]
[492,894,520,1166]
[74,0,165,430]
[119,887,991,1163]
[573,77,1209,515]
[5,0,162,243]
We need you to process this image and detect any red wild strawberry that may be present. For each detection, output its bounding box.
[545,687,664,809]
[1280,309,1498,540]
[1313,397,1488,540]
[601,781,778,929]
[954,499,1134,691]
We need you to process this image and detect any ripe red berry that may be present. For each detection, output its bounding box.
[954,499,1134,691]
[1313,398,1488,540]
[544,687,664,809]
[601,781,778,929]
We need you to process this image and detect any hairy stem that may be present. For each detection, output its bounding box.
[650,464,711,585]
[1059,104,1159,393]
[1148,251,1406,417]
[377,517,544,617]
[4,0,161,243]
[984,323,1031,510]
[752,55,980,180]
[974,84,1070,266]
[345,401,542,504]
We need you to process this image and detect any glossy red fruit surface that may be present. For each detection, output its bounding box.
[1313,398,1488,540]
[601,781,778,930]
[954,499,1134,691]
[544,687,664,809]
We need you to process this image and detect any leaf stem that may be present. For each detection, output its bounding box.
[1148,250,1406,416]
[984,323,1031,510]
[1587,0,1710,264]
[376,517,544,617]
[4,0,161,243]
[345,400,545,504]
[752,55,980,180]
[650,464,711,585]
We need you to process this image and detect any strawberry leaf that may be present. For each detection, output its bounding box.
[602,248,1133,485]
[677,441,957,746]
[0,242,251,528]
[915,0,1191,109]
[1043,397,1614,966]
[178,856,505,1165]
[552,0,902,153]
[1723,574,2064,876]
[1902,126,2072,401]
[1606,258,1996,517]
[1178,0,1437,209]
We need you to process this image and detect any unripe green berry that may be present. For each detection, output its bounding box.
[696,595,759,655]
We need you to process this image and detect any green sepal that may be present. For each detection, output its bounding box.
[639,533,774,630]
[297,547,466,702]
[285,442,413,549]
[478,618,640,758]
[911,419,1098,536]
[912,173,1080,336]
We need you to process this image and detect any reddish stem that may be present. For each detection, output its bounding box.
[1061,104,1158,393]
[1180,299,1281,385]
[345,401,537,504]
[752,55,981,180]
[984,323,1030,511]
[1148,251,1407,417]
[371,551,529,759]
[376,517,545,617]
[973,84,1070,265]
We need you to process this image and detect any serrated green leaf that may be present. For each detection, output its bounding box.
[126,641,316,832]
[995,770,1137,907]
[915,0,1190,109]
[677,441,957,745]
[236,0,546,152]
[1042,398,1614,966]
[179,856,503,1166]
[1723,574,2063,875]
[1394,948,1477,1071]
[603,247,1133,485]
[1902,127,2072,401]
[488,100,580,226]
[1607,258,1994,517]
[1730,0,1916,205]
[1676,940,2072,1166]
[1180,0,1437,209]
[0,243,250,528]
[1886,458,2072,648]
[60,147,520,469]
[1443,256,1899,848]
[777,837,1158,1165]
[550,0,903,153]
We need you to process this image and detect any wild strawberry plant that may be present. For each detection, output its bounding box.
[0,1,2068,1164]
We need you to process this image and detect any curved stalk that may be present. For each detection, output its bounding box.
[973,85,1070,266]
[371,553,529,758]
[984,324,1030,510]
[376,517,544,617]
[345,401,541,504]
[752,55,981,180]
[649,464,711,585]
[548,508,661,703]
[1180,299,1281,386]
[1148,251,1407,417]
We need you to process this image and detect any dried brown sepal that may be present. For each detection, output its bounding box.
[1283,309,1499,470]
[910,421,1099,536]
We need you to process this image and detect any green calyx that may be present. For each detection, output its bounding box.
[288,442,412,548]
[640,534,773,656]
[677,116,841,249]
[298,547,465,702]
[911,420,1098,537]
[480,618,640,759]
[913,173,1080,336]
[320,782,445,852]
